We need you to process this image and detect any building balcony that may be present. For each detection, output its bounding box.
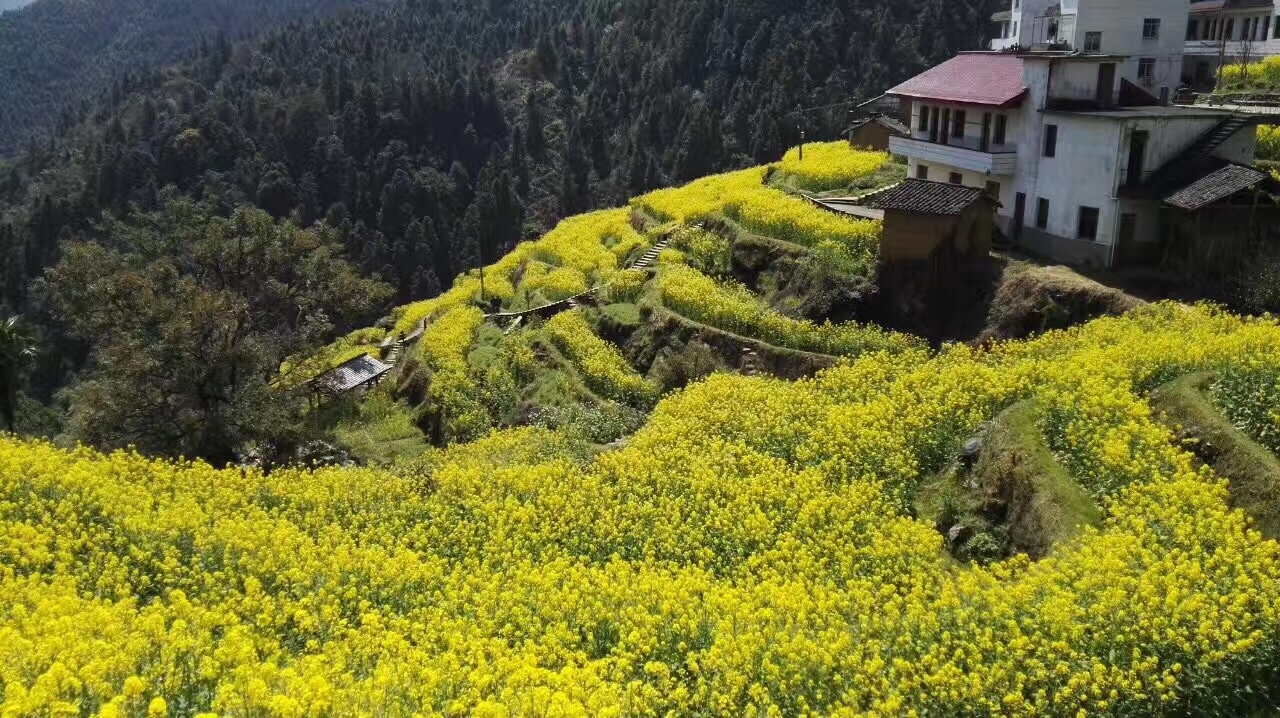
[1184,38,1280,57]
[888,134,1018,176]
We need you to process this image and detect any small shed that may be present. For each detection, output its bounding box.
[846,114,910,151]
[307,353,394,401]
[1150,162,1279,271]
[863,180,998,262]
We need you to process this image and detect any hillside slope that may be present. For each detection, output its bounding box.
[3,302,1280,714]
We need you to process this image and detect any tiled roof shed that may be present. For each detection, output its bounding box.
[1164,164,1269,211]
[865,179,995,215]
[312,354,394,394]
[850,114,910,136]
[887,53,1028,108]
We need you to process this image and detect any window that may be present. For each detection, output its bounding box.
[952,110,966,139]
[1143,18,1161,39]
[1265,16,1273,39]
[994,114,1008,145]
[985,181,1001,199]
[1186,19,1198,41]
[1012,21,1018,37]
[1077,206,1100,241]
[1084,31,1102,52]
[916,164,929,180]
[918,105,929,132]
[1138,58,1155,82]
[949,172,963,185]
[1035,198,1050,229]
[1275,15,1280,39]
[1225,18,1234,39]
[1043,124,1058,158]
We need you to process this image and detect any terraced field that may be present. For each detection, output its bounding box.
[7,143,1280,715]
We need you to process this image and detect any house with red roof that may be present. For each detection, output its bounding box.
[884,0,1270,268]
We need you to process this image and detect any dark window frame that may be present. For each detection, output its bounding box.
[1035,197,1050,229]
[1043,124,1058,158]
[1077,206,1100,241]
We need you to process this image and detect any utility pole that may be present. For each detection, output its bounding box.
[478,242,486,305]
[798,127,806,161]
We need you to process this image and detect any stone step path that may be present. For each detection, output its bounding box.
[631,237,672,270]
[740,347,761,377]
[385,340,405,366]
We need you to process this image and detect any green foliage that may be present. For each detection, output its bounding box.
[38,196,391,463]
[1212,361,1280,454]
[0,313,36,433]
[669,225,731,274]
[546,309,655,407]
[531,400,648,445]
[658,265,924,357]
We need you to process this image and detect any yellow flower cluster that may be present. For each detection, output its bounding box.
[416,305,488,441]
[603,269,648,304]
[3,305,1280,715]
[727,191,881,274]
[546,309,655,406]
[658,264,923,357]
[778,142,889,192]
[1258,124,1280,161]
[1218,55,1280,92]
[633,164,882,275]
[1212,353,1280,452]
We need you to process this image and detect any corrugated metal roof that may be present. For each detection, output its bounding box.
[865,179,992,215]
[887,54,1027,107]
[316,354,393,393]
[1163,164,1269,211]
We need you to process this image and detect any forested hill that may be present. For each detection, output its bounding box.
[0,0,387,156]
[0,0,996,404]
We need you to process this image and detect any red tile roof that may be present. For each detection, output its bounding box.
[887,54,1027,108]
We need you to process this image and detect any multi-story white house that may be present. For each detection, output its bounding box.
[1183,0,1280,89]
[888,0,1265,268]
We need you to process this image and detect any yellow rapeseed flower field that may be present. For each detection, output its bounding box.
[778,141,890,192]
[3,304,1280,715]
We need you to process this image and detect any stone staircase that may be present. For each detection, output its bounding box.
[1132,114,1251,194]
[1182,115,1251,162]
[385,338,405,365]
[631,237,672,270]
[740,347,761,377]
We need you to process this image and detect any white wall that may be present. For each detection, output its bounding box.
[1075,0,1189,92]
[1017,115,1122,247]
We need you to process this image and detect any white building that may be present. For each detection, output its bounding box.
[1183,0,1280,89]
[887,0,1264,268]
[989,0,1190,95]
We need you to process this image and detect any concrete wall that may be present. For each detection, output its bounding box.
[1075,0,1189,92]
[881,205,994,263]
[849,122,895,151]
[907,158,1015,208]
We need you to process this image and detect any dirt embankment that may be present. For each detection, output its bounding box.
[979,263,1145,343]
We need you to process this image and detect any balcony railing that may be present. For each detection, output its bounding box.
[906,130,1018,155]
[1030,14,1077,50]
[889,134,1019,176]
